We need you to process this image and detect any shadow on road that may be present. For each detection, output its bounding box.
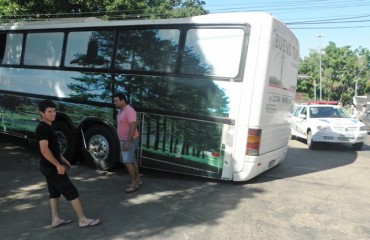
[0,133,264,240]
[250,138,369,184]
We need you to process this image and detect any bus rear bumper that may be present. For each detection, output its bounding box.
[232,146,288,181]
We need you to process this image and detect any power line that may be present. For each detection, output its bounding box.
[204,0,370,30]
[290,25,370,29]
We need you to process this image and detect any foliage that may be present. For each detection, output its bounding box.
[298,42,370,105]
[0,0,207,22]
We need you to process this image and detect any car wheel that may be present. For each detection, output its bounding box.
[352,142,363,150]
[307,130,316,150]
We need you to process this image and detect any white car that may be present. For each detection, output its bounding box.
[291,103,368,149]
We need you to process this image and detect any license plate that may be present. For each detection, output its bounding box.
[345,134,355,138]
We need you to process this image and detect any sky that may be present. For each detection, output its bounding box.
[203,0,370,58]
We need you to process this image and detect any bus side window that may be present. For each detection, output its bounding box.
[65,31,114,69]
[115,29,180,73]
[24,32,63,67]
[0,34,6,63]
[0,33,23,65]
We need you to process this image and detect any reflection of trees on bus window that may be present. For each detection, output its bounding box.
[24,32,63,67]
[65,27,230,119]
[181,28,245,78]
[65,31,113,68]
[115,29,180,73]
[1,33,23,65]
[0,33,25,65]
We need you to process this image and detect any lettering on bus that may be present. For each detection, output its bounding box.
[274,32,299,61]
[268,94,293,105]
[281,96,292,104]
[266,104,277,113]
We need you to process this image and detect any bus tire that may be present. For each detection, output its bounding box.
[52,121,77,163]
[83,125,119,170]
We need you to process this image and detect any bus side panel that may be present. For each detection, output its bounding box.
[0,93,35,138]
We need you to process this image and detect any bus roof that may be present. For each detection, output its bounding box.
[0,12,279,31]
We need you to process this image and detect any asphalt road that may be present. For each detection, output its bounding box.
[0,133,369,240]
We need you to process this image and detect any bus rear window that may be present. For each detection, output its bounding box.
[181,28,245,78]
[0,33,23,65]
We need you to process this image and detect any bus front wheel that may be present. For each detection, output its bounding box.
[83,125,119,170]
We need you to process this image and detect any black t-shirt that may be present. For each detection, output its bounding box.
[35,121,61,173]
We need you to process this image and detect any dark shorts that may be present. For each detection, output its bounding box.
[42,171,79,201]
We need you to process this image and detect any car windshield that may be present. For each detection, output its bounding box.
[310,106,351,118]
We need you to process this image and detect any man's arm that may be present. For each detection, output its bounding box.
[127,121,137,143]
[60,155,71,169]
[122,121,137,151]
[39,140,66,175]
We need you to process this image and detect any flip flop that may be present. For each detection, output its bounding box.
[126,181,143,188]
[125,185,139,193]
[52,219,73,228]
[79,219,101,228]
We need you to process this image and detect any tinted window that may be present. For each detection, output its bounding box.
[0,33,23,65]
[65,31,114,69]
[181,28,245,77]
[312,106,351,118]
[24,32,63,66]
[115,29,180,73]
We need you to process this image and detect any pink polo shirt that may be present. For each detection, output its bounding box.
[116,105,139,141]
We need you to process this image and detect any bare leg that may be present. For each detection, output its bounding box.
[70,198,87,223]
[133,162,142,184]
[50,198,62,226]
[70,198,100,227]
[124,163,137,187]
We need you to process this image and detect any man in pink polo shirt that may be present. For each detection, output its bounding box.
[113,93,142,193]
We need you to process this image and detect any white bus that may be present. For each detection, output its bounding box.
[0,12,299,181]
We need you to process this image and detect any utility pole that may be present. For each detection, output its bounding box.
[316,34,324,101]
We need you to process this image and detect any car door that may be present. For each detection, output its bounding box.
[291,106,302,135]
[292,106,308,137]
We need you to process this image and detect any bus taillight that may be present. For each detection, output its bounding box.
[246,128,262,156]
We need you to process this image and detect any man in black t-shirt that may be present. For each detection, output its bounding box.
[35,100,100,228]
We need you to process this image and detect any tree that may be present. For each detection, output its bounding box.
[0,0,20,17]
[0,0,207,22]
[298,42,370,105]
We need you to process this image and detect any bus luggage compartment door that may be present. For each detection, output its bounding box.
[139,113,227,179]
